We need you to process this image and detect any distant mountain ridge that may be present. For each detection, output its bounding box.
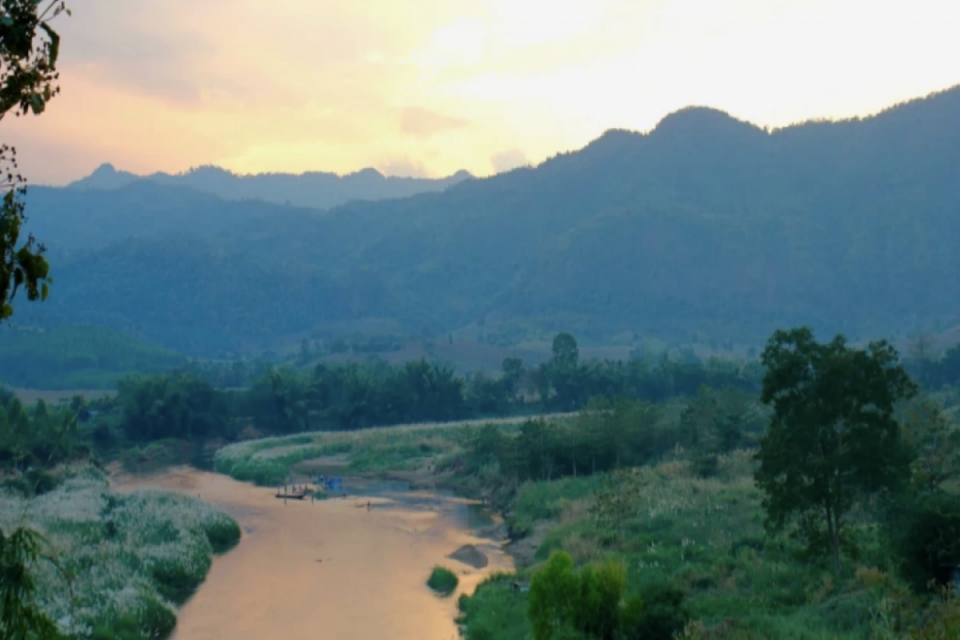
[18,84,960,356]
[67,163,474,210]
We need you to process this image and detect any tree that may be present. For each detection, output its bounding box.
[575,559,627,640]
[548,333,582,411]
[1,0,69,321]
[678,385,717,450]
[501,356,525,403]
[528,551,630,640]
[552,332,579,369]
[907,331,941,388]
[754,327,917,574]
[897,398,960,494]
[528,551,581,640]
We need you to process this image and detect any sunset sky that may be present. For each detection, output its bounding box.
[7,0,960,185]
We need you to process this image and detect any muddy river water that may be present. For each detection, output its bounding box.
[111,467,513,640]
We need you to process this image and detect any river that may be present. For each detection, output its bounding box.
[111,466,513,640]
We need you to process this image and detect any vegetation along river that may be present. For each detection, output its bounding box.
[110,466,512,640]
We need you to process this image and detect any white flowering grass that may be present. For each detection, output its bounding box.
[215,413,575,486]
[0,466,240,639]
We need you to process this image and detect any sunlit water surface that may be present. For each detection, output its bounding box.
[111,467,512,640]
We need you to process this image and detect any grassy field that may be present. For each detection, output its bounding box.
[458,452,894,640]
[213,414,574,486]
[0,465,240,640]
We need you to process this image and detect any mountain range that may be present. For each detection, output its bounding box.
[14,85,960,357]
[67,164,473,210]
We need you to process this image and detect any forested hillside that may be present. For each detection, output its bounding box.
[17,86,960,356]
[66,163,473,210]
[0,325,187,389]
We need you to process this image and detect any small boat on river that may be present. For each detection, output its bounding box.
[275,491,307,500]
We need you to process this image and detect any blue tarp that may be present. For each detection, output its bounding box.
[320,477,342,490]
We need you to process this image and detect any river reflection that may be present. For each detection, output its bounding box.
[111,467,513,640]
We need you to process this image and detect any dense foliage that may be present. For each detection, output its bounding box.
[0,387,87,476]
[70,336,760,457]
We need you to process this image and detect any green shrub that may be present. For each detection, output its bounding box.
[630,582,689,639]
[889,492,960,591]
[203,517,242,553]
[529,551,633,640]
[0,469,61,497]
[427,566,459,596]
[459,575,530,640]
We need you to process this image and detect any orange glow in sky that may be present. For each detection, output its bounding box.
[6,0,959,184]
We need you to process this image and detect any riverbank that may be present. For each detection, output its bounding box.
[213,418,554,567]
[0,464,240,640]
[110,465,514,640]
[207,410,960,640]
[212,414,574,488]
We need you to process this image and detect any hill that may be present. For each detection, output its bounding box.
[66,163,474,210]
[0,324,187,389]
[17,85,960,356]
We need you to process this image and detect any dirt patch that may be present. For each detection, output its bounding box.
[504,522,552,569]
[447,544,489,569]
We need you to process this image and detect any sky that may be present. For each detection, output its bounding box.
[5,0,960,185]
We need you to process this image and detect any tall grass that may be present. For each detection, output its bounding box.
[0,465,240,639]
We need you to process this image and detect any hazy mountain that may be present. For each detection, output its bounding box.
[24,181,313,254]
[18,85,960,356]
[66,163,474,210]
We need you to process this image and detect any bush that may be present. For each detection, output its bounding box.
[529,551,637,640]
[203,517,242,553]
[889,492,960,591]
[427,566,459,596]
[630,582,689,639]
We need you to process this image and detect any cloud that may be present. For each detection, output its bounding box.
[490,149,530,173]
[400,107,469,138]
[11,0,960,186]
[378,157,432,178]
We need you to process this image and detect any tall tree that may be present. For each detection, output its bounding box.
[754,327,917,574]
[500,356,525,403]
[1,0,68,321]
[551,332,579,369]
[907,330,941,388]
